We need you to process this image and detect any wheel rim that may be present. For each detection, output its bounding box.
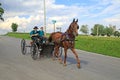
[21,39,26,55]
[31,43,39,60]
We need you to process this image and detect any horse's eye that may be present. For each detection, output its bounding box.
[77,26,79,29]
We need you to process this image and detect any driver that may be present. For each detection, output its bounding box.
[30,26,39,41]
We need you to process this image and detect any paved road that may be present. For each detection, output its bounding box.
[0,36,120,80]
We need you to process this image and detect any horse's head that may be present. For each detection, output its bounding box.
[68,19,79,36]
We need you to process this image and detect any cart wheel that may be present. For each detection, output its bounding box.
[21,39,27,55]
[31,43,39,60]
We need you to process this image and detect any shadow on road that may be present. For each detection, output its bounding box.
[61,56,89,67]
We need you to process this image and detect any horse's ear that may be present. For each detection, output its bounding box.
[73,18,75,22]
[76,19,78,22]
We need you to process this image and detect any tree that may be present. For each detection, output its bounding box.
[105,25,115,37]
[80,25,89,35]
[0,3,4,21]
[114,31,120,37]
[91,24,105,36]
[109,24,116,32]
[11,23,18,32]
[91,24,99,36]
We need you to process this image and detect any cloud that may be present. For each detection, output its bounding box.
[103,14,120,28]
[0,0,80,33]
[0,16,28,31]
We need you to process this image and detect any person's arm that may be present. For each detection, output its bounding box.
[37,31,40,36]
[30,31,38,37]
[30,31,33,37]
[42,31,45,37]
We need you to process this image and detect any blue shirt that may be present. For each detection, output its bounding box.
[38,30,44,37]
[30,30,38,36]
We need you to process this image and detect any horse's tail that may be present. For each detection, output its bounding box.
[48,35,52,42]
[48,33,54,42]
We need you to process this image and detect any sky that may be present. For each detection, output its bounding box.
[0,0,120,34]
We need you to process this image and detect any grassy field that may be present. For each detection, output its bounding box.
[75,36,120,58]
[6,32,120,58]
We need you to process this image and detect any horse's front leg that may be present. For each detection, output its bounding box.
[63,48,68,66]
[71,48,80,68]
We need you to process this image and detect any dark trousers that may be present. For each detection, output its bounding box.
[31,36,38,41]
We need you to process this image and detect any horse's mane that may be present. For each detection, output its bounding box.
[66,25,72,33]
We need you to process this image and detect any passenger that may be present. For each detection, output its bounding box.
[38,27,46,43]
[38,27,44,36]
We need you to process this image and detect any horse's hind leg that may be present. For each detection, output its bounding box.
[71,48,80,68]
[52,45,62,63]
[52,46,58,60]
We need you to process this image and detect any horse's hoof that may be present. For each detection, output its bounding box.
[63,64,67,66]
[77,64,80,69]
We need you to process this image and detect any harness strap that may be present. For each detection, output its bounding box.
[61,32,75,42]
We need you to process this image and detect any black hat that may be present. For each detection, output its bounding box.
[33,26,38,29]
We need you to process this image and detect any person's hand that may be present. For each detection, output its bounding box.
[43,35,46,37]
[34,34,38,36]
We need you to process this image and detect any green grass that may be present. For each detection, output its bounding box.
[6,32,31,39]
[6,32,50,39]
[6,32,120,58]
[75,36,120,58]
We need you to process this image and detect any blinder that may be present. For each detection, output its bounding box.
[77,25,79,29]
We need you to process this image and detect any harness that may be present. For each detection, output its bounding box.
[61,32,75,41]
[58,32,75,48]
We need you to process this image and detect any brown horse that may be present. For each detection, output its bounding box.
[48,19,80,68]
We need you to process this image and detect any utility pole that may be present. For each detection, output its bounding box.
[97,26,99,36]
[43,0,46,35]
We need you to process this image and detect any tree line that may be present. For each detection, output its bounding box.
[7,23,120,37]
[80,24,120,37]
